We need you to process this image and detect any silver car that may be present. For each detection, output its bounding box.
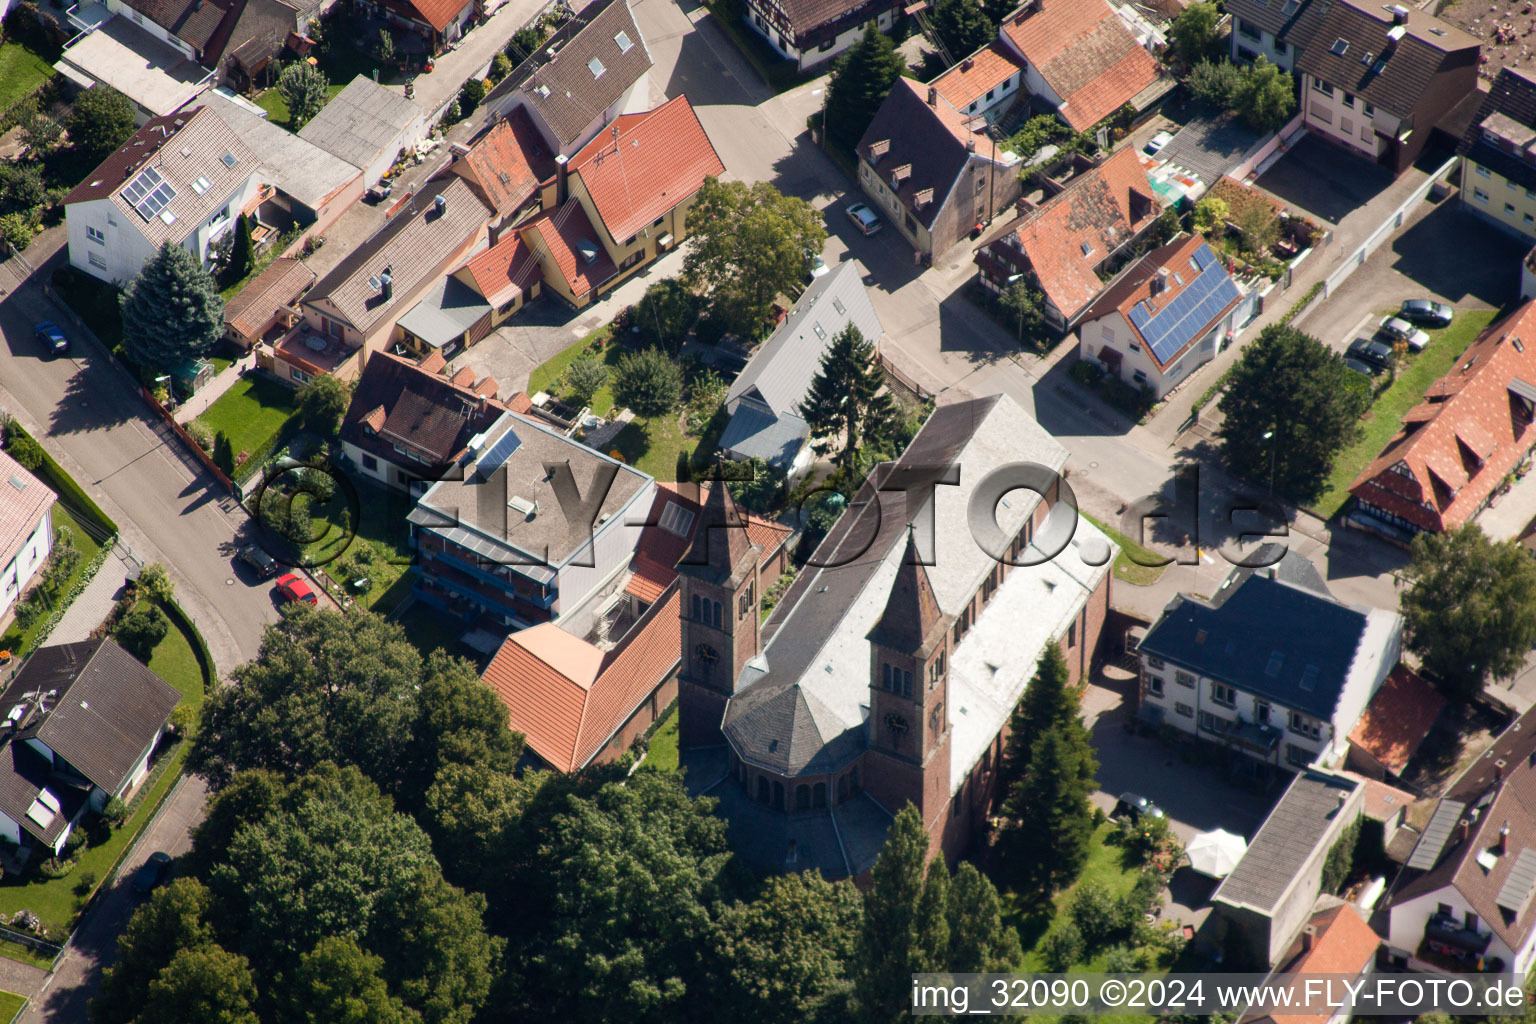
[846,202,882,236]
[1378,316,1429,352]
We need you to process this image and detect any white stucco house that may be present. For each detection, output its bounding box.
[0,451,55,620]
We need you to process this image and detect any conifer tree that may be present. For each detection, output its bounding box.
[1000,642,1072,791]
[120,242,224,369]
[226,213,255,283]
[999,721,1098,893]
[798,324,894,472]
[825,23,906,154]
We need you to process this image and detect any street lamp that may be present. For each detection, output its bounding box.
[1261,428,1277,497]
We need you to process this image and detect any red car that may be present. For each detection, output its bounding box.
[274,573,318,606]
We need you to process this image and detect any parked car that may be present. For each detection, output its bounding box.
[1377,316,1429,352]
[1347,336,1395,373]
[33,322,68,357]
[1143,129,1174,158]
[1344,356,1382,378]
[1399,299,1453,328]
[237,544,277,579]
[132,851,172,894]
[275,572,318,606]
[845,202,882,236]
[1112,792,1165,823]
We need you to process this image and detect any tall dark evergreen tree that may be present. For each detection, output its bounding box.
[226,213,255,283]
[825,23,907,154]
[1000,642,1072,790]
[120,242,224,369]
[929,0,993,63]
[999,722,1098,893]
[798,324,895,472]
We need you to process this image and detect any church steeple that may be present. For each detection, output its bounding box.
[868,528,947,657]
[677,481,757,587]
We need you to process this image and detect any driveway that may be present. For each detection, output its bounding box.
[1255,133,1401,226]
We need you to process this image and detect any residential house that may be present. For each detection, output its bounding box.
[720,261,883,478]
[1347,299,1536,541]
[64,106,262,284]
[480,482,790,773]
[1346,665,1444,784]
[930,41,1027,124]
[55,14,213,122]
[1077,235,1244,399]
[1458,67,1536,242]
[282,176,492,380]
[1227,0,1330,72]
[739,0,898,71]
[407,410,655,630]
[445,107,558,240]
[974,146,1162,331]
[1137,556,1404,775]
[489,0,653,158]
[0,452,55,620]
[450,229,543,328]
[1386,752,1536,974]
[519,94,723,308]
[223,257,316,350]
[1294,0,1480,174]
[205,90,366,245]
[298,76,430,188]
[856,79,1023,260]
[364,0,477,53]
[676,394,1116,876]
[0,640,179,856]
[996,0,1163,133]
[1211,769,1365,966]
[338,350,508,494]
[1243,903,1381,1024]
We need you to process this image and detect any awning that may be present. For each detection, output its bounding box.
[1098,345,1123,371]
[656,233,674,248]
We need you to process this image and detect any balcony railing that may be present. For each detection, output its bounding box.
[1423,913,1494,971]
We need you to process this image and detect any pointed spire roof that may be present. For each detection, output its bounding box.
[868,528,948,654]
[676,482,758,586]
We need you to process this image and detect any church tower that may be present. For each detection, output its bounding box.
[675,483,762,748]
[865,528,954,825]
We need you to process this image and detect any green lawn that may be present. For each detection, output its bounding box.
[255,44,390,129]
[394,601,472,660]
[1080,512,1168,587]
[0,990,26,1021]
[0,42,53,115]
[530,327,711,482]
[0,604,207,936]
[192,374,300,471]
[0,506,106,658]
[1311,307,1500,519]
[643,707,679,772]
[304,480,415,614]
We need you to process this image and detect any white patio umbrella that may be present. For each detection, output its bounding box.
[1186,829,1247,879]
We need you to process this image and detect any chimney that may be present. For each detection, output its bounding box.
[1301,925,1317,953]
[1458,819,1471,846]
[966,138,976,153]
[1385,24,1405,50]
[961,56,974,72]
[433,193,447,217]
[1390,3,1409,24]
[927,86,938,105]
[555,153,569,204]
[1500,821,1511,855]
[380,268,393,301]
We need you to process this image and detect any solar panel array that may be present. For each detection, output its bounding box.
[1127,244,1241,365]
[479,424,523,475]
[122,166,177,222]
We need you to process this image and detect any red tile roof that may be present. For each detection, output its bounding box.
[987,147,1160,319]
[1081,234,1241,370]
[459,230,542,307]
[224,257,315,341]
[481,586,682,772]
[1262,905,1379,1024]
[1349,300,1536,533]
[569,95,724,245]
[628,482,791,600]
[518,199,619,301]
[382,0,470,33]
[449,118,544,220]
[932,42,1025,111]
[1000,0,1161,131]
[1348,665,1445,776]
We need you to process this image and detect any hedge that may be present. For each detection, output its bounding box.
[29,538,117,650]
[4,422,117,537]
[158,594,217,692]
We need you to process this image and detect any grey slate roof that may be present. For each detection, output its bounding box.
[298,77,423,170]
[4,640,180,796]
[205,91,363,211]
[396,275,492,347]
[1138,571,1368,720]
[1458,67,1536,192]
[1221,542,1332,600]
[1227,0,1330,53]
[1294,0,1479,120]
[1215,770,1359,913]
[717,403,809,469]
[523,0,652,149]
[726,261,884,416]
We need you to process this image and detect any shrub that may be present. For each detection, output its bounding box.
[36,857,73,879]
[170,703,198,737]
[185,420,214,452]
[73,870,97,897]
[1041,923,1085,971]
[0,211,35,254]
[1068,881,1118,949]
[135,562,175,603]
[459,78,485,114]
[1103,944,1140,973]
[3,432,45,471]
[490,52,513,82]
[103,796,128,825]
[114,605,170,662]
[685,369,726,434]
[62,828,85,858]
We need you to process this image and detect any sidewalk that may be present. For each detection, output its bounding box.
[173,352,255,426]
[387,0,550,116]
[47,549,138,645]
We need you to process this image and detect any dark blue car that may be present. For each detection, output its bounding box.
[33,322,68,357]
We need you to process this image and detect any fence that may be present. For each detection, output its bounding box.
[0,921,61,961]
[1226,109,1307,183]
[1322,155,1458,299]
[140,389,237,496]
[876,351,934,403]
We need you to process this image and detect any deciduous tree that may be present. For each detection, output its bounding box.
[1168,1,1220,67]
[284,936,421,1024]
[297,373,351,433]
[799,325,894,472]
[1236,57,1297,132]
[278,61,328,129]
[629,278,702,354]
[1217,324,1368,502]
[114,605,169,662]
[92,880,218,1024]
[66,85,136,161]
[135,945,259,1024]
[120,243,224,369]
[929,0,993,63]
[1400,525,1536,700]
[611,347,683,417]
